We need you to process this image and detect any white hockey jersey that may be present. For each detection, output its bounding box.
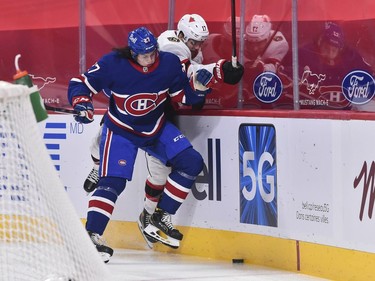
[157,30,216,80]
[260,30,289,72]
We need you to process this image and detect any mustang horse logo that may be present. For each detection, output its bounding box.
[30,74,57,90]
[301,69,326,95]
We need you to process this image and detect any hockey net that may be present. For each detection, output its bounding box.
[0,81,111,281]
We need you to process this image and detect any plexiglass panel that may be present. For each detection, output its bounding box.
[1,0,374,112]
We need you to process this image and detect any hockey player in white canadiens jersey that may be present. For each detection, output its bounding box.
[83,14,244,250]
[68,27,212,262]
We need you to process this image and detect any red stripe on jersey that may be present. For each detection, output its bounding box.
[169,91,185,104]
[107,112,165,137]
[101,128,112,176]
[165,180,189,200]
[88,199,114,214]
[181,58,191,73]
[129,53,160,73]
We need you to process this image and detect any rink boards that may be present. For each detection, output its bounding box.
[39,111,375,281]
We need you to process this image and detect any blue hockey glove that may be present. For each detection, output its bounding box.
[196,69,214,88]
[72,96,94,124]
[195,88,212,98]
[191,88,211,110]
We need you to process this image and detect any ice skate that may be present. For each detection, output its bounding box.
[84,166,99,193]
[88,231,113,263]
[144,208,183,249]
[137,209,158,248]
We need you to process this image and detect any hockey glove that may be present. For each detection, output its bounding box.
[191,89,211,110]
[214,59,245,85]
[196,69,214,88]
[72,96,94,124]
[195,88,212,98]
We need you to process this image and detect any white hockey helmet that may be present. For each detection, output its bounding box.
[177,14,209,43]
[245,15,272,42]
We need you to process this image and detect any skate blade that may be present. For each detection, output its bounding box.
[96,245,113,263]
[137,221,155,249]
[99,252,111,263]
[144,224,180,249]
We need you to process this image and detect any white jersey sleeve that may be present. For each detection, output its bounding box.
[262,30,289,72]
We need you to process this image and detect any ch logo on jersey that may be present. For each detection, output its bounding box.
[342,70,375,105]
[318,85,351,109]
[113,92,167,117]
[253,72,283,103]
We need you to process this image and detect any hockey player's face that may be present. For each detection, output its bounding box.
[186,39,203,52]
[186,39,204,60]
[136,50,157,67]
[319,41,340,65]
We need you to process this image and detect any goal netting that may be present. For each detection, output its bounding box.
[0,81,112,281]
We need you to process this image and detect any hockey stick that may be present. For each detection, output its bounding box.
[248,14,288,69]
[44,104,78,115]
[258,13,289,59]
[231,0,238,67]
